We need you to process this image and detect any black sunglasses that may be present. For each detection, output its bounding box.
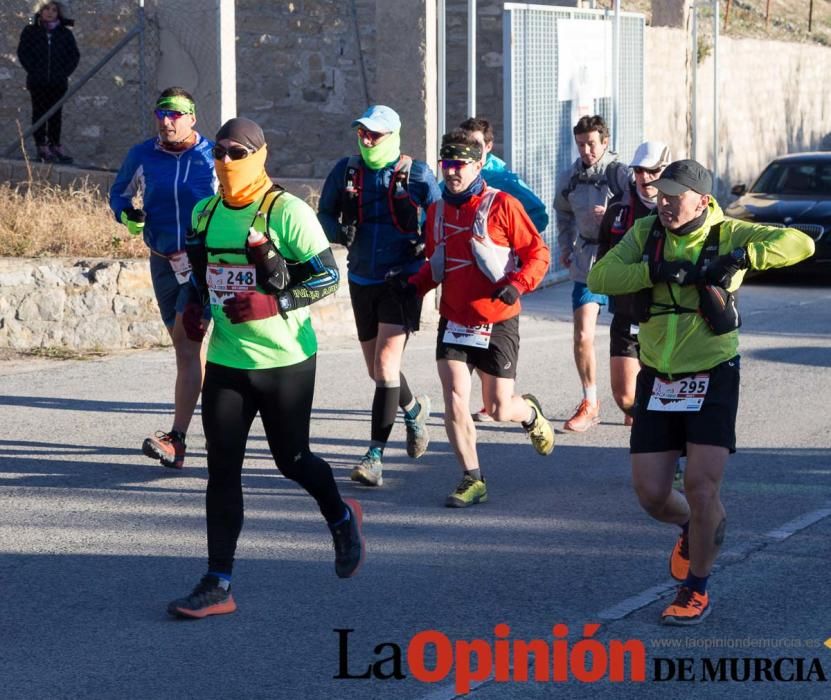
[633,166,662,175]
[212,144,253,161]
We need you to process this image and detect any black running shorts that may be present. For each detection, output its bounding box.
[436,315,520,379]
[630,356,740,454]
[349,280,422,342]
[609,313,640,359]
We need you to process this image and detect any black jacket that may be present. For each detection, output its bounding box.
[17,15,80,89]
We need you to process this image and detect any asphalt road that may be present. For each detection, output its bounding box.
[0,277,829,699]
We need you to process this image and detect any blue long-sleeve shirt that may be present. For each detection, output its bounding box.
[109,135,217,255]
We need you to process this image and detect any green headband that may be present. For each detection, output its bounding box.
[155,96,195,115]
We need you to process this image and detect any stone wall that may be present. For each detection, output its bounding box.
[0,257,166,351]
[0,248,438,352]
[3,1,831,189]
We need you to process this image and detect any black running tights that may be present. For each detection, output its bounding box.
[201,356,345,574]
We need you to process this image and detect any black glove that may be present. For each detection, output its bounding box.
[703,247,749,288]
[338,224,357,248]
[491,284,520,305]
[649,259,697,286]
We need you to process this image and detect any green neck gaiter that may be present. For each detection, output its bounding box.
[359,131,401,170]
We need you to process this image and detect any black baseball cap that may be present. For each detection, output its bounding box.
[652,159,713,196]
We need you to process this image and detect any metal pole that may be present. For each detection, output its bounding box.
[713,0,720,194]
[438,0,446,150]
[691,6,698,161]
[138,0,146,128]
[809,0,814,33]
[611,0,621,153]
[467,0,476,117]
[4,24,143,158]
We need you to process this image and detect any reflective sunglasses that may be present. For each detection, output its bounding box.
[440,159,474,170]
[357,126,388,142]
[633,166,663,175]
[211,144,253,161]
[154,109,189,121]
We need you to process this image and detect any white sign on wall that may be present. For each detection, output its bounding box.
[557,19,612,158]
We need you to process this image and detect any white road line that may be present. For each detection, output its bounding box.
[765,505,831,541]
[596,581,679,621]
[415,504,831,698]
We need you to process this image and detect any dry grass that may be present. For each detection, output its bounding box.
[0,178,146,258]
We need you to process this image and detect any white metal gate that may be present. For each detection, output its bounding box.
[503,3,645,283]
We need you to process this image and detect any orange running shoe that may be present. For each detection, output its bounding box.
[167,575,237,619]
[669,529,690,581]
[661,586,710,626]
[142,430,186,469]
[563,399,600,432]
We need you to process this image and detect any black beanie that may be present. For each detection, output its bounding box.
[215,117,265,151]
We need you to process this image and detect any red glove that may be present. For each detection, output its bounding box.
[223,291,278,324]
[181,303,207,342]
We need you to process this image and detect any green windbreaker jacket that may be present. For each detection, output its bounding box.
[587,198,815,376]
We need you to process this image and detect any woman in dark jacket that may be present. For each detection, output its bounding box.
[17,2,80,163]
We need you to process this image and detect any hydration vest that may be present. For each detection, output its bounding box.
[429,187,516,284]
[630,218,735,329]
[192,186,287,259]
[562,160,625,202]
[341,155,420,233]
[609,199,638,247]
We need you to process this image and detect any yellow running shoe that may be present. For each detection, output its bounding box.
[522,394,555,456]
[445,474,488,508]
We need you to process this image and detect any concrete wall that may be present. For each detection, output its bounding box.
[645,28,831,192]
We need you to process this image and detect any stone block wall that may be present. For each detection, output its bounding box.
[0,258,166,351]
[3,3,831,198]
[0,248,438,352]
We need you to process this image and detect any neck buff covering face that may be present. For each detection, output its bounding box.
[442,173,486,207]
[359,130,401,170]
[215,144,273,207]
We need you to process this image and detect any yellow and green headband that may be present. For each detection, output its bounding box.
[155,96,196,115]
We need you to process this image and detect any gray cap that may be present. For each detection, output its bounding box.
[652,159,713,195]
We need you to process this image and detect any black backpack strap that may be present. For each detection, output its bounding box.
[340,155,362,227]
[193,194,222,237]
